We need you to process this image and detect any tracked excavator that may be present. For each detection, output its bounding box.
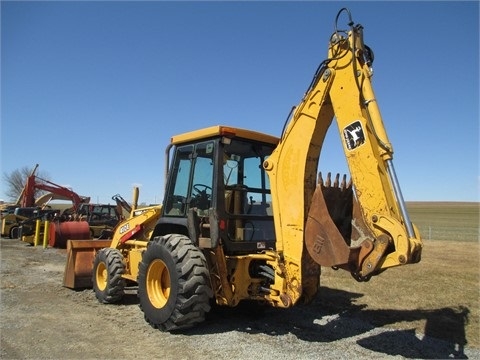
[64,8,422,331]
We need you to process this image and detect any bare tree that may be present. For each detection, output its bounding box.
[2,165,50,203]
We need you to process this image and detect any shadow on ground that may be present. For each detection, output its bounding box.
[106,283,470,358]
[185,286,470,359]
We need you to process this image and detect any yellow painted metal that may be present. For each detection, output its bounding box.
[107,186,161,250]
[123,246,145,281]
[146,259,171,309]
[21,234,34,245]
[170,125,278,146]
[34,220,41,246]
[43,221,50,248]
[225,252,277,306]
[109,205,162,250]
[131,186,139,212]
[95,260,108,291]
[264,24,422,303]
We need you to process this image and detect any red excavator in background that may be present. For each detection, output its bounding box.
[21,172,89,213]
[1,164,91,242]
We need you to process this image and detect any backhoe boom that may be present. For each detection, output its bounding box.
[264,8,422,304]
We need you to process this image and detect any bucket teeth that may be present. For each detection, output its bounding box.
[318,172,351,191]
[324,172,331,187]
[308,170,378,273]
[341,174,351,191]
[319,172,324,186]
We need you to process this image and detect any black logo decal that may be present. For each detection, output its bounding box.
[343,121,365,150]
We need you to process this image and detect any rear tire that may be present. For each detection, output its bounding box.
[92,248,126,303]
[137,234,212,331]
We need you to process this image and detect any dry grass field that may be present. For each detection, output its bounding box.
[320,202,479,350]
[407,202,478,242]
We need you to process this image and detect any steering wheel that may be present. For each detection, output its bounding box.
[191,184,212,210]
[192,184,212,196]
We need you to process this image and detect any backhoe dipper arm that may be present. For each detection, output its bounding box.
[263,9,422,305]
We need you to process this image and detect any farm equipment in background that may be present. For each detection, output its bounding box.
[1,165,44,238]
[3,165,133,245]
[18,200,131,247]
[19,172,90,212]
[72,192,136,240]
[2,207,42,239]
[76,203,123,238]
[63,8,422,332]
[18,202,123,246]
[0,204,18,216]
[112,193,133,215]
[1,166,91,244]
[17,208,61,245]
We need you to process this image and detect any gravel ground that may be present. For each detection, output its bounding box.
[1,238,478,360]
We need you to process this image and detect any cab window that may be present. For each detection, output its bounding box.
[164,141,214,216]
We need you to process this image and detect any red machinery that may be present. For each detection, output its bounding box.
[18,165,91,247]
[21,174,89,212]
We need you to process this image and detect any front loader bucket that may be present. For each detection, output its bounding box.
[305,172,374,270]
[63,239,111,289]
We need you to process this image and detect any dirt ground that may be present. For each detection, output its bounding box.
[1,237,479,360]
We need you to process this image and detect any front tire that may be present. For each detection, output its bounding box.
[10,226,19,239]
[138,234,212,331]
[92,248,126,303]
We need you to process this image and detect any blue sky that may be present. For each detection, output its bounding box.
[1,1,479,204]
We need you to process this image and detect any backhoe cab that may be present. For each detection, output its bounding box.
[63,8,422,332]
[161,126,277,253]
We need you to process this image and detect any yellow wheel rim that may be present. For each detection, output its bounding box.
[95,261,108,291]
[147,259,171,309]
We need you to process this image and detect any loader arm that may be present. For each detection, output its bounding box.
[264,8,422,304]
[63,187,162,289]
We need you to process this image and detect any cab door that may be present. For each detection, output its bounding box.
[163,141,215,218]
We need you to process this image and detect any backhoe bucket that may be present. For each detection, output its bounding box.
[305,172,374,270]
[63,239,111,289]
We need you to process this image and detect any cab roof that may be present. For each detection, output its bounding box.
[170,125,279,146]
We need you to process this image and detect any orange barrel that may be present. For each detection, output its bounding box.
[49,221,91,248]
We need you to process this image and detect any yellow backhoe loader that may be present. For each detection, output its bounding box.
[63,8,422,332]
